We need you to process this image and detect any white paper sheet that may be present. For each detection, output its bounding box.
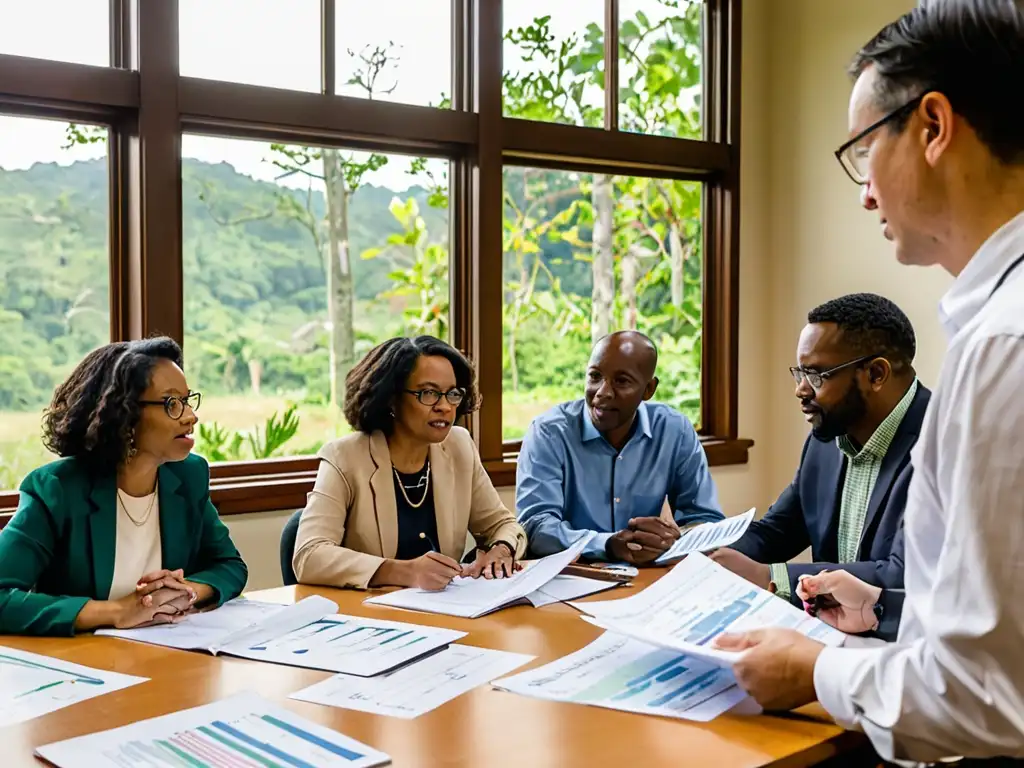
[227,614,467,676]
[0,646,146,726]
[655,508,756,565]
[364,532,595,618]
[291,644,533,719]
[35,691,390,768]
[492,632,750,722]
[573,552,844,667]
[96,598,288,651]
[96,595,338,656]
[525,575,622,608]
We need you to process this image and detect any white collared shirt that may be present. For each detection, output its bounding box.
[813,209,1024,765]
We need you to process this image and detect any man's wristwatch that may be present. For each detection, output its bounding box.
[871,599,884,631]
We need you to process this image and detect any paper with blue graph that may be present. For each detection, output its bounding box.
[98,595,463,676]
[491,633,749,722]
[228,614,466,677]
[0,646,146,726]
[574,551,845,668]
[34,692,390,768]
[654,507,756,564]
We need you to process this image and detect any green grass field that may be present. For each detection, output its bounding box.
[0,389,576,490]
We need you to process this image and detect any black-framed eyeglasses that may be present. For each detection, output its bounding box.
[405,388,465,407]
[834,94,924,185]
[140,392,202,419]
[790,355,880,391]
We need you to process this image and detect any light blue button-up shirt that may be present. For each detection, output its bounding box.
[516,399,723,559]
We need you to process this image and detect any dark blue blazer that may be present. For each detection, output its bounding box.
[732,384,930,606]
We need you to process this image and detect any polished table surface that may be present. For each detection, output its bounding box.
[2,569,864,767]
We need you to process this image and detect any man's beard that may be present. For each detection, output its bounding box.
[811,382,867,443]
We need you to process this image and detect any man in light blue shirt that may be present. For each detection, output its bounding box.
[516,330,723,563]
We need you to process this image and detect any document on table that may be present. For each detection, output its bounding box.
[492,632,750,722]
[365,531,595,618]
[35,691,391,768]
[229,614,466,677]
[291,644,533,719]
[574,551,844,667]
[97,595,462,676]
[95,595,334,653]
[655,508,756,565]
[525,575,622,608]
[0,646,146,726]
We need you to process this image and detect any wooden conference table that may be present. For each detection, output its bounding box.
[2,568,864,767]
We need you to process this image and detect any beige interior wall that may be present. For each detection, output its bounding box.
[227,0,955,594]
[763,0,949,496]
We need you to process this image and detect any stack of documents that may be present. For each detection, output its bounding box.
[35,692,391,768]
[493,551,844,722]
[654,507,756,565]
[98,595,466,676]
[574,551,844,667]
[365,531,596,618]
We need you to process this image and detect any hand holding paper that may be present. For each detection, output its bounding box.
[712,627,825,711]
[654,508,756,565]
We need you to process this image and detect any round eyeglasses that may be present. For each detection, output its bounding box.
[139,392,202,419]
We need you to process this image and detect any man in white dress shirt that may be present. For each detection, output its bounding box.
[715,2,1024,765]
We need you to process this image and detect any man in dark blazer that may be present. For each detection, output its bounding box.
[711,293,929,606]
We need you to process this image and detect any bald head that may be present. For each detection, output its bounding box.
[584,331,660,443]
[590,331,659,379]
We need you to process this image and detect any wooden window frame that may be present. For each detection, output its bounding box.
[0,0,750,521]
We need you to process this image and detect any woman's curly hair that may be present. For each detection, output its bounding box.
[344,336,481,435]
[42,337,184,471]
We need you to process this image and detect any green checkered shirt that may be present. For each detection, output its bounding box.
[770,379,918,599]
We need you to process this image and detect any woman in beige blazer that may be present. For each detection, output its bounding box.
[292,336,527,591]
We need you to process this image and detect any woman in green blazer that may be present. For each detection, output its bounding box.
[0,337,248,636]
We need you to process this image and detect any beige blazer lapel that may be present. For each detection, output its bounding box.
[429,441,457,559]
[368,431,399,558]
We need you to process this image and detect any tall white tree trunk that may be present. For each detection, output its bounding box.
[591,174,615,344]
[670,222,685,309]
[622,246,639,330]
[323,149,355,409]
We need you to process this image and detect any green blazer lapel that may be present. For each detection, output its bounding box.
[157,465,189,571]
[87,474,117,600]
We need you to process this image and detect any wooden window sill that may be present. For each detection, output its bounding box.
[0,437,752,523]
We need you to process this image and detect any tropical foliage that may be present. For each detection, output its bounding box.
[0,2,704,487]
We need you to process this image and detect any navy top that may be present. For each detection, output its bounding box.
[393,462,441,560]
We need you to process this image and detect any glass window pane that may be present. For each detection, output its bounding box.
[179,0,321,92]
[618,0,704,138]
[0,116,110,490]
[502,166,703,441]
[0,0,109,66]
[181,135,450,462]
[335,1,451,107]
[503,2,605,127]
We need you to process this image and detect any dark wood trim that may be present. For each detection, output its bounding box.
[604,0,619,132]
[469,0,505,463]
[125,0,183,343]
[0,54,138,110]
[209,456,319,479]
[502,119,730,176]
[111,0,131,69]
[321,0,336,96]
[178,78,477,152]
[700,0,743,439]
